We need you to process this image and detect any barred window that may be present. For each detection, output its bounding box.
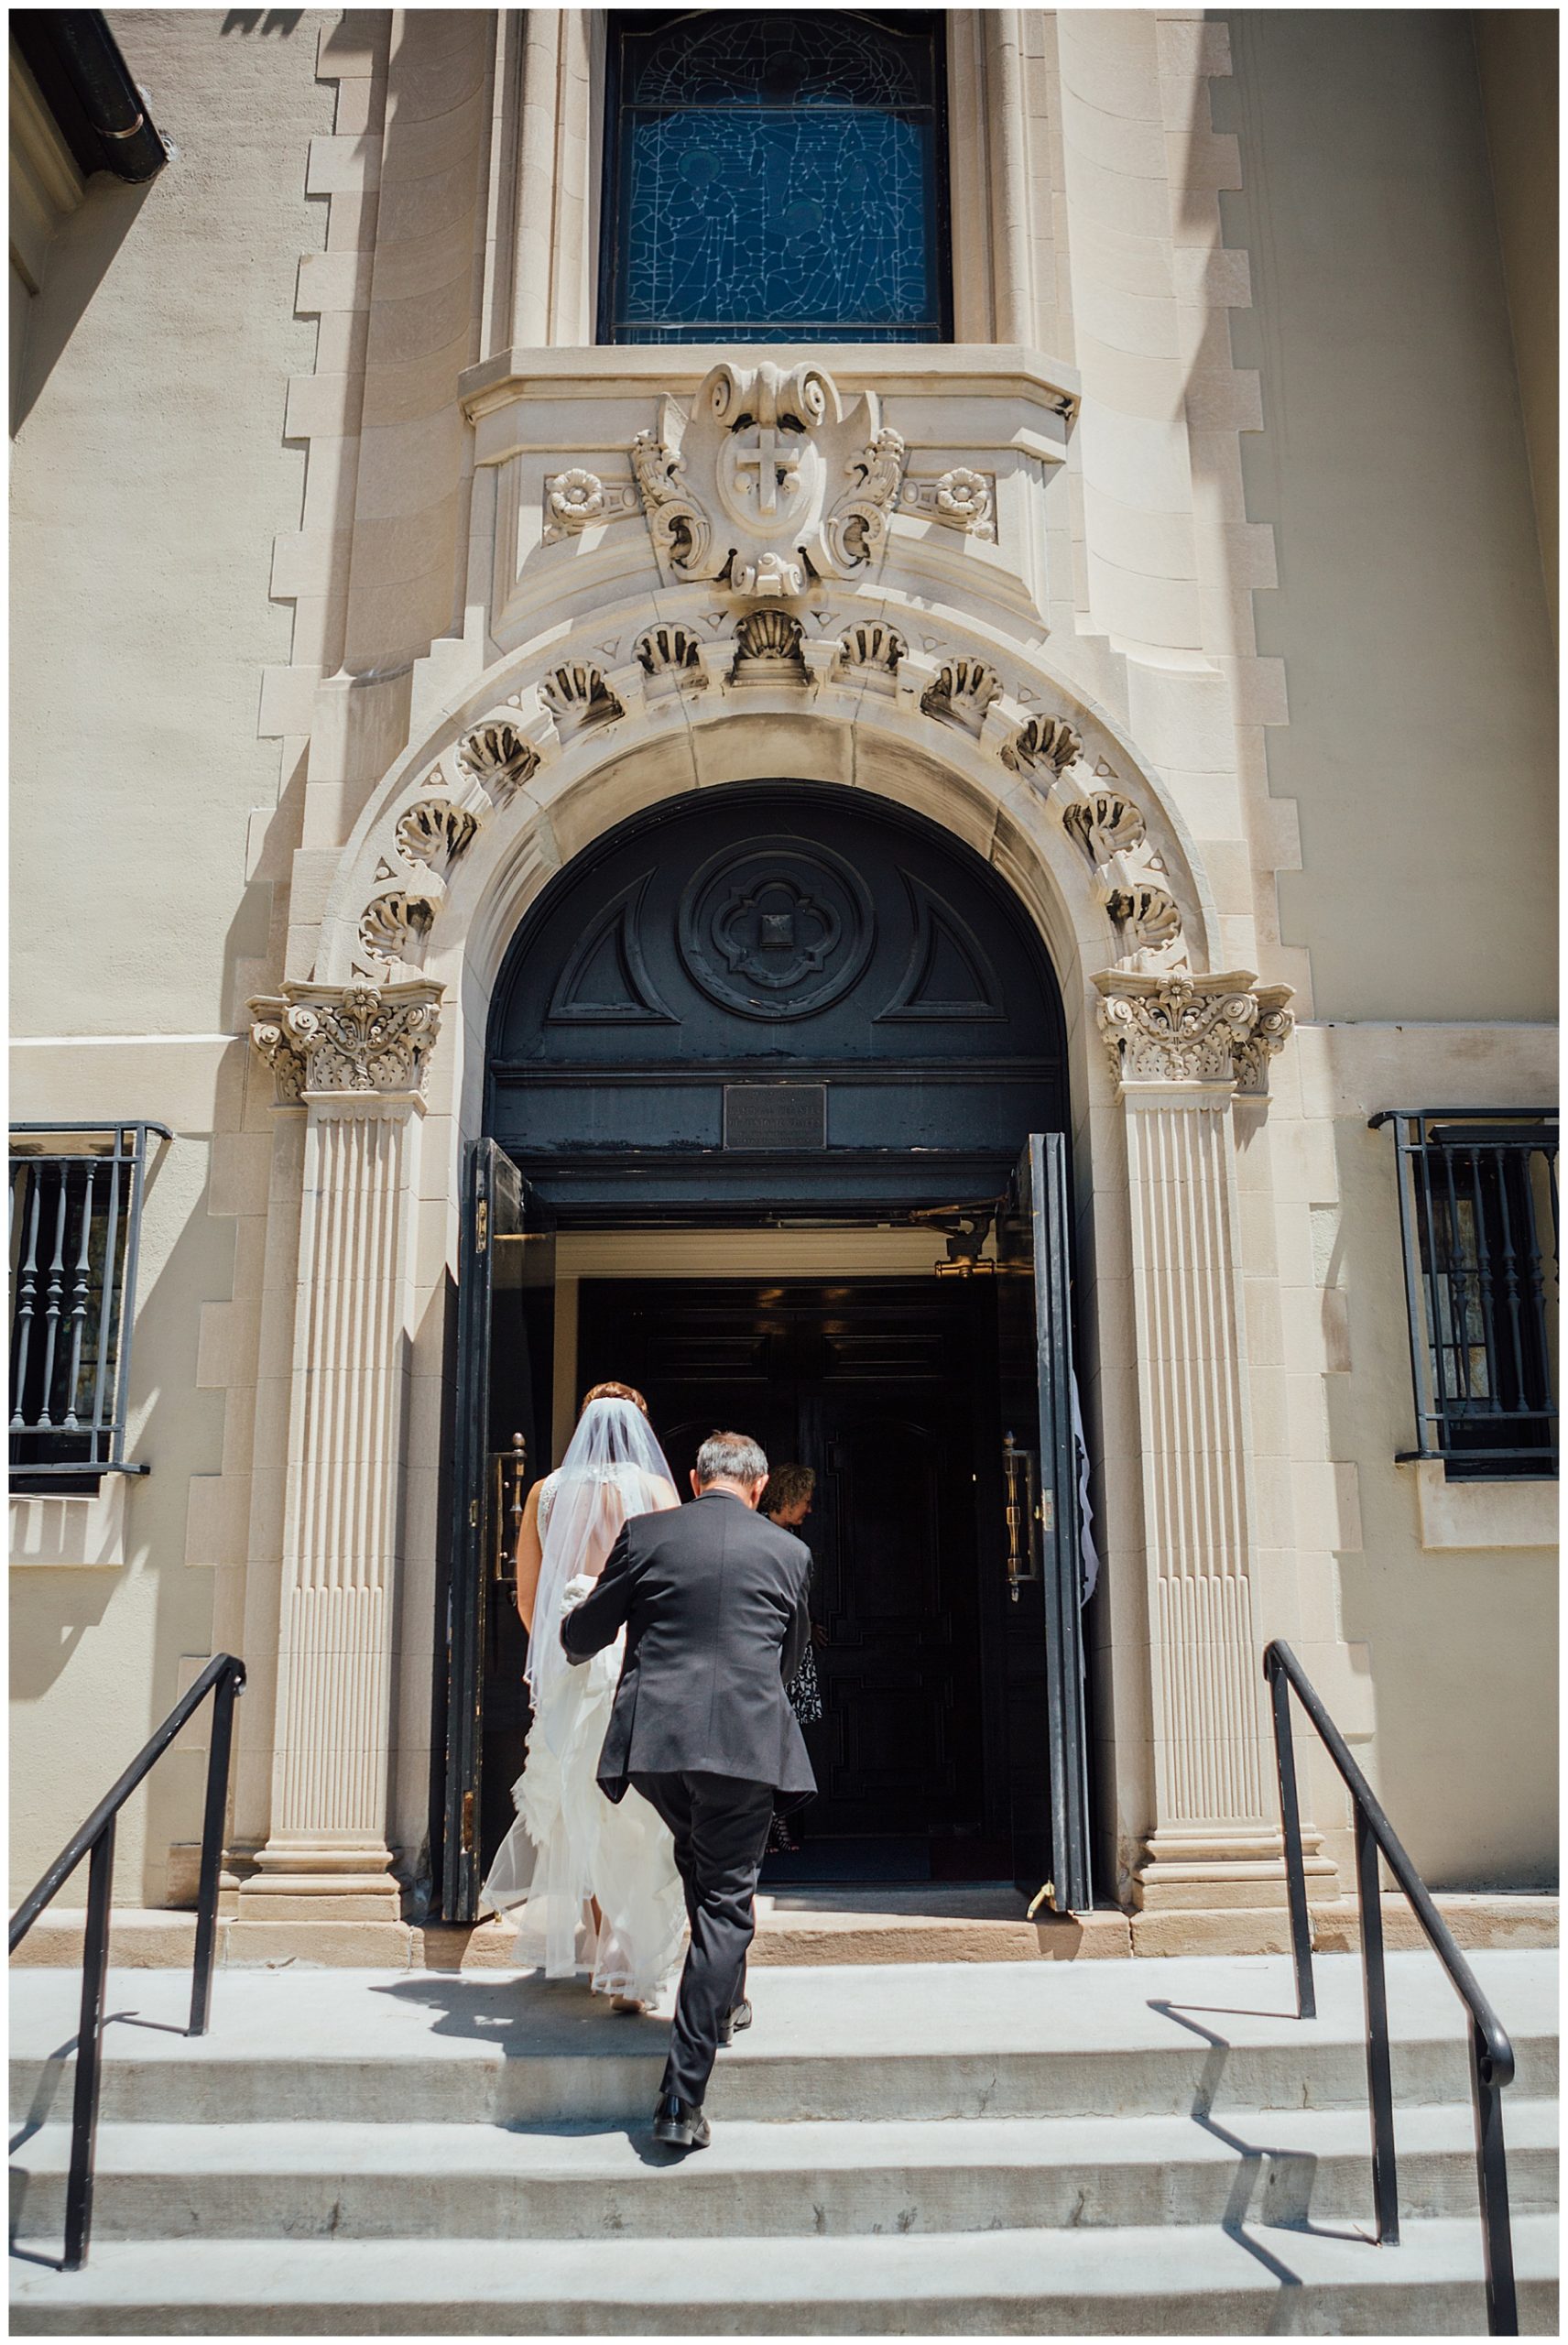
[1372,1110,1558,1479]
[600,10,951,345]
[9,1124,165,1486]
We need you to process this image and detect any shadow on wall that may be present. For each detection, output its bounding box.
[221,11,304,31]
[13,176,155,435]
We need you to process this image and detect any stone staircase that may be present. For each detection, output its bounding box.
[10,1951,1559,2333]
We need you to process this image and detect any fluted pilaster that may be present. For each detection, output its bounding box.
[1094,971,1314,1911]
[239,983,441,1926]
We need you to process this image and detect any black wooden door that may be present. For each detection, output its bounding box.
[996,1133,1093,1912]
[576,1278,984,1842]
[442,1140,554,1920]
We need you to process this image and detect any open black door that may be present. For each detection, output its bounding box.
[996,1132,1093,1914]
[442,1138,555,1920]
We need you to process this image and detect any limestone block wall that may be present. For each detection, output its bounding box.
[8,10,339,1904]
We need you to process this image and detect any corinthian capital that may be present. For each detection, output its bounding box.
[248,981,443,1106]
[1094,970,1294,1096]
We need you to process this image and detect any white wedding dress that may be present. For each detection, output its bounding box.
[480,1451,687,2003]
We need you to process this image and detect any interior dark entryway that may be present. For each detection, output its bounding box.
[576,1274,1004,1881]
[438,779,1094,1923]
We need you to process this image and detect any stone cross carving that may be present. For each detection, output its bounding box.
[632,360,906,599]
[732,425,800,518]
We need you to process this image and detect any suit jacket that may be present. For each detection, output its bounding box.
[561,1490,816,1802]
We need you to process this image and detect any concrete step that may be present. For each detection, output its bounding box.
[8,1892,1558,1971]
[10,1953,1558,2129]
[9,2217,1560,2333]
[9,2101,1559,2245]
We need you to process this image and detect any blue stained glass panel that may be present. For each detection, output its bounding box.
[603,13,949,345]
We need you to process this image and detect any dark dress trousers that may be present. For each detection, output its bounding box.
[561,1490,815,2104]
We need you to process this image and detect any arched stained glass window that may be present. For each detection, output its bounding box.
[600,11,950,344]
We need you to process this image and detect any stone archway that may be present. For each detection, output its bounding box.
[238,621,1306,1954]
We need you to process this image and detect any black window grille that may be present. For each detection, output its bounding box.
[599,10,952,345]
[1371,1109,1558,1479]
[8,1124,166,1485]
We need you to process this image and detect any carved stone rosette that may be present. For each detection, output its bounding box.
[248,983,442,1106]
[1093,971,1292,1095]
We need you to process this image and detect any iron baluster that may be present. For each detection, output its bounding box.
[1471,2018,1519,2336]
[1354,1801,1399,2243]
[63,1162,96,1429]
[12,1162,42,1426]
[1487,1149,1527,1418]
[37,1167,70,1426]
[63,1814,114,2271]
[1268,1656,1315,2020]
[1417,1123,1450,1449]
[190,1667,238,2036]
[90,1140,125,1465]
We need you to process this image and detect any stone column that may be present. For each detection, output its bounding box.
[1094,970,1317,1927]
[236,982,441,1946]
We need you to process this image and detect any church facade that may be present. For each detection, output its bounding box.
[10,9,1556,1957]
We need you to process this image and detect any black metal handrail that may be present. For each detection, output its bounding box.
[1264,1640,1517,2335]
[9,1652,245,2270]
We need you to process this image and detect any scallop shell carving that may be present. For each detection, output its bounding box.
[636,624,705,682]
[1106,883,1184,954]
[920,657,1002,736]
[1062,791,1147,863]
[836,621,906,682]
[395,800,478,872]
[456,721,538,804]
[731,607,807,683]
[359,890,436,969]
[540,662,623,736]
[1003,714,1083,780]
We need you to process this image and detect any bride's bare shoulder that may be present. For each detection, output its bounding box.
[646,1475,681,1514]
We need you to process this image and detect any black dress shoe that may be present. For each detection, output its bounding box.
[719,1997,752,2045]
[651,2090,711,2149]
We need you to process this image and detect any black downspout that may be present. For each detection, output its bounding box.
[11,11,169,185]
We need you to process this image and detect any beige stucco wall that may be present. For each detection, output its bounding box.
[10,9,334,1041]
[1216,9,1557,1023]
[8,12,336,1903]
[1290,1021,1559,1889]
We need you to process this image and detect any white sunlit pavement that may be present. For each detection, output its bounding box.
[9,1950,1560,2333]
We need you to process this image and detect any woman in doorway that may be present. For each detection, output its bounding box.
[480,1382,685,2012]
[762,1463,825,1856]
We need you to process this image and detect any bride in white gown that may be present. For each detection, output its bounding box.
[480,1382,687,2009]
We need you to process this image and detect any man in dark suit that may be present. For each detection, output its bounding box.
[561,1429,814,2149]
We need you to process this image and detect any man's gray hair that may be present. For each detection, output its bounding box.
[695,1430,768,1489]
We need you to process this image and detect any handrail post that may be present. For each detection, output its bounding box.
[1471,2021,1518,2335]
[190,1665,237,2037]
[1267,1655,1316,2021]
[62,1815,114,2271]
[1353,1802,1399,2244]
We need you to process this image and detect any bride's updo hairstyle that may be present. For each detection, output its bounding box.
[580,1380,649,1417]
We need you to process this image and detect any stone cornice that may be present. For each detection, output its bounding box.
[1094,971,1294,1096]
[249,982,443,1107]
[458,342,1082,431]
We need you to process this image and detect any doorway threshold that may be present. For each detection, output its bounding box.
[751,1885,1133,1965]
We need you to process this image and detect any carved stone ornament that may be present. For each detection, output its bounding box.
[1003,713,1083,780]
[900,466,996,540]
[542,467,639,544]
[249,983,443,1104]
[631,361,907,599]
[921,657,1002,738]
[395,799,477,872]
[835,619,905,687]
[540,662,623,738]
[456,720,537,804]
[359,890,436,969]
[1094,971,1294,1094]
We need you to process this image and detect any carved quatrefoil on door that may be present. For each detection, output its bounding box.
[677,841,875,1020]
